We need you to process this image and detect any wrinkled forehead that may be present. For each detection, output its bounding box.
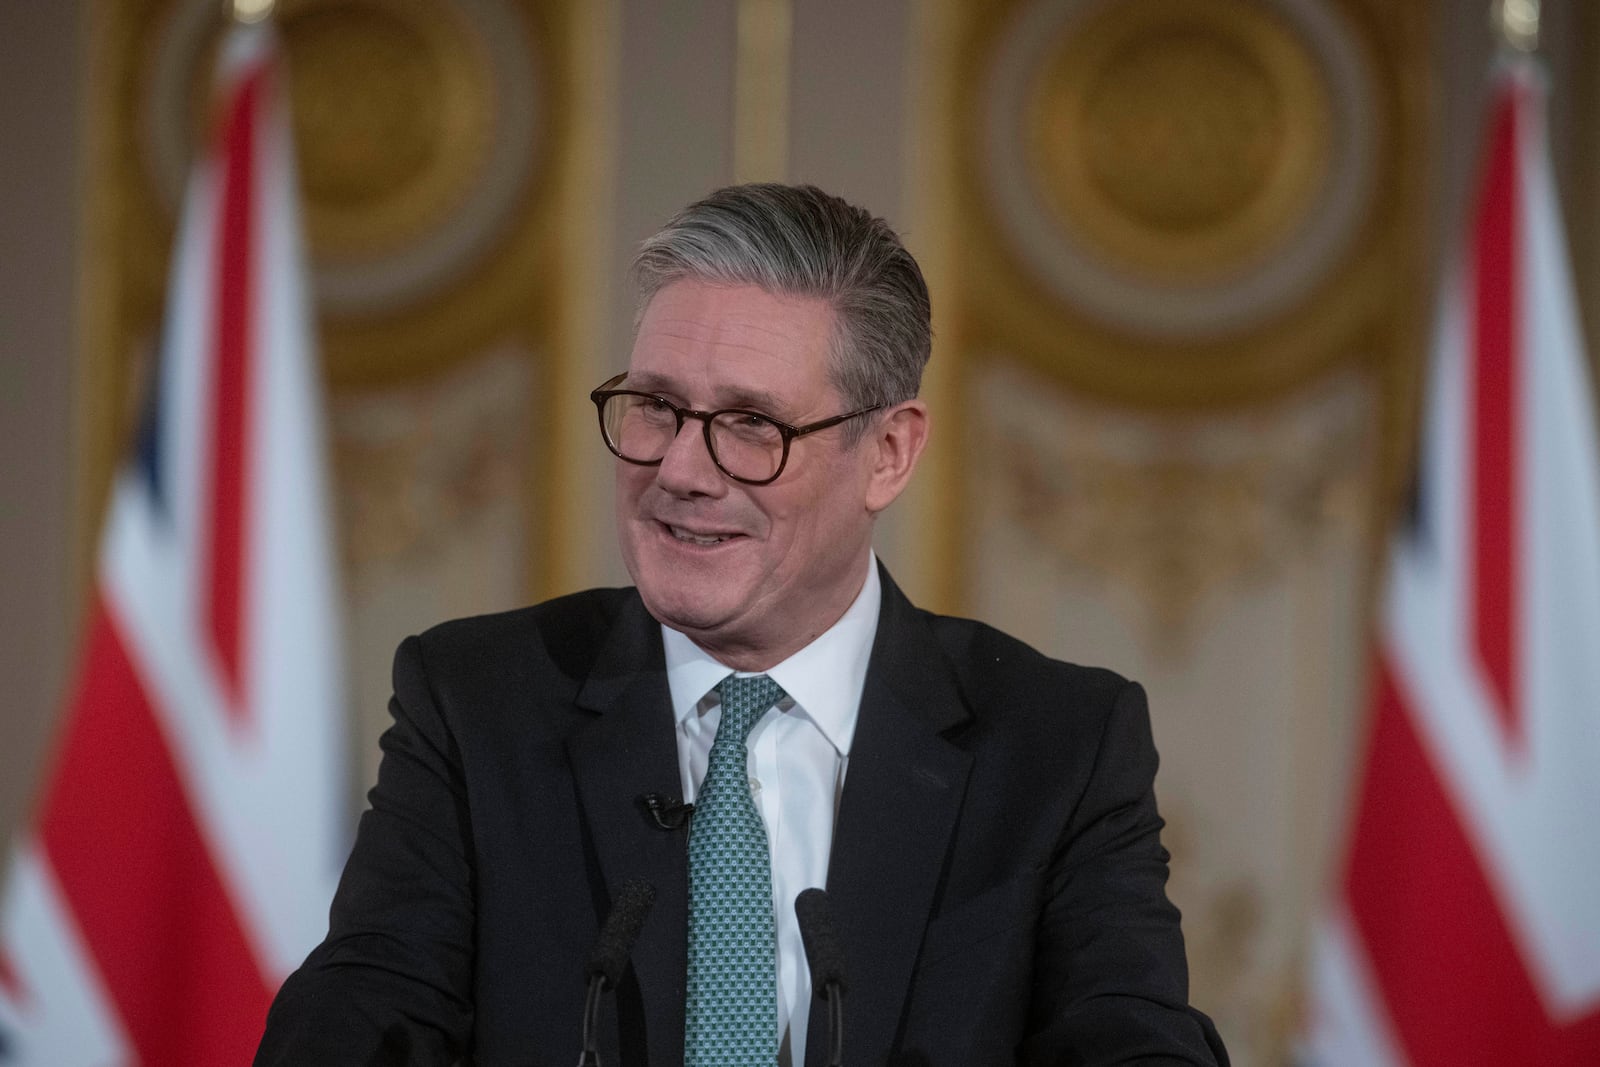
[626,280,840,410]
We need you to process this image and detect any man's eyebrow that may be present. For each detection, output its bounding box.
[624,374,786,415]
[621,371,675,394]
[714,385,786,413]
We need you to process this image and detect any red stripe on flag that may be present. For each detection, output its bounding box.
[1345,654,1600,1064]
[0,945,27,1009]
[205,65,265,723]
[1470,83,1522,745]
[38,595,275,1065]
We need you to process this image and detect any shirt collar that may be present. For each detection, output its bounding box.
[661,552,881,757]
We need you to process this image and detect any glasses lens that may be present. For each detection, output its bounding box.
[708,411,784,482]
[603,393,677,462]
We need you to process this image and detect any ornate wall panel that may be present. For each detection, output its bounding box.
[948,0,1428,415]
[79,0,591,783]
[966,362,1378,1060]
[930,0,1431,1059]
[942,0,1432,650]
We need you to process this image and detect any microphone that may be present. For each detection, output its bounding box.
[578,879,657,1067]
[795,888,847,1067]
[639,793,694,831]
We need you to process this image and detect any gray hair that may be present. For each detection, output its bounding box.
[632,184,931,435]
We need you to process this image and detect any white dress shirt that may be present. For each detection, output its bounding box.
[662,554,880,1067]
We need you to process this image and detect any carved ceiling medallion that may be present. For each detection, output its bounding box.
[143,0,544,319]
[981,0,1378,341]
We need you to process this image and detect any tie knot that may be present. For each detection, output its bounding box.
[714,674,787,741]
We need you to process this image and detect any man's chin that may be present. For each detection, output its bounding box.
[635,588,732,641]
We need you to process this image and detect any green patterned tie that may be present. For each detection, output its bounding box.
[684,674,784,1067]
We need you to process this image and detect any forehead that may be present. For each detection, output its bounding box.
[628,280,836,405]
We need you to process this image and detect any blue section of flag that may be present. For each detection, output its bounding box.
[0,1020,14,1059]
[1401,468,1429,553]
[133,324,169,518]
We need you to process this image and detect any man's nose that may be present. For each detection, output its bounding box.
[654,417,727,495]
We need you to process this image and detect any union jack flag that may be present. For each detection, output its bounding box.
[0,22,347,1064]
[1306,56,1600,1065]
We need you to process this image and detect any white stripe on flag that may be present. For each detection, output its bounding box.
[0,845,127,1066]
[1302,909,1405,1067]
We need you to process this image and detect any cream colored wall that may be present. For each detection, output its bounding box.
[0,3,84,864]
[577,0,744,591]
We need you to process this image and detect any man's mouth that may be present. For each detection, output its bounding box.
[665,523,736,546]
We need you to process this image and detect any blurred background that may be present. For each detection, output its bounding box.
[4,0,1600,1061]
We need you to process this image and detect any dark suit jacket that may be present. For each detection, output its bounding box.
[256,566,1226,1066]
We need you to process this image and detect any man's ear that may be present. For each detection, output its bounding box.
[864,400,929,514]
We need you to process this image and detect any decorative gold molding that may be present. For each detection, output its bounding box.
[77,0,583,606]
[978,0,1382,346]
[951,0,1425,409]
[974,361,1378,648]
[282,2,497,264]
[931,0,1432,618]
[1025,0,1333,284]
[332,350,532,571]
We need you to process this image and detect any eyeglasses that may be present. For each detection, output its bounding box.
[590,372,882,485]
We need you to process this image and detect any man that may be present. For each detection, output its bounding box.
[257,184,1227,1066]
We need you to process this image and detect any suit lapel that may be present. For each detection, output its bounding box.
[811,568,973,1064]
[566,594,688,1065]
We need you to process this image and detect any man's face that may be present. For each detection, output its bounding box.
[615,279,880,669]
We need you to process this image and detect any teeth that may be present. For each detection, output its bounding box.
[670,526,726,545]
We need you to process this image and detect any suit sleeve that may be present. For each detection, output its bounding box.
[255,635,475,1066]
[1023,680,1229,1066]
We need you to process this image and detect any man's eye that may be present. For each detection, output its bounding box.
[637,397,676,423]
[726,413,779,442]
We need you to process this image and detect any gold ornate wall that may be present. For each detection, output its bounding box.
[900,0,1444,628]
[925,0,1432,1058]
[77,0,589,601]
[942,0,1429,466]
[69,1,1443,1058]
[929,0,1434,674]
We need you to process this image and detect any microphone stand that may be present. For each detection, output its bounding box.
[821,977,844,1067]
[577,973,606,1067]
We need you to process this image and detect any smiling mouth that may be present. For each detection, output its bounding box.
[664,523,738,546]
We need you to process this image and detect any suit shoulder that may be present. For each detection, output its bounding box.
[918,608,1136,710]
[409,586,637,674]
[888,605,1157,795]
